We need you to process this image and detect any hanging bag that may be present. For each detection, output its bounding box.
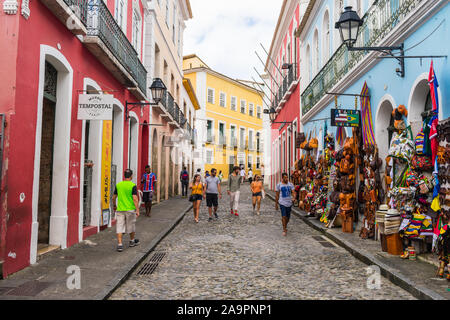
[388,126,415,164]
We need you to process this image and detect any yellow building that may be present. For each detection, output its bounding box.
[183,55,264,180]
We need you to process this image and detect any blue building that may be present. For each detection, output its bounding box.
[296,0,449,165]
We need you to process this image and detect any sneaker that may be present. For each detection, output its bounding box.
[117,244,124,252]
[129,239,140,247]
[257,211,260,216]
[234,211,239,216]
[208,217,213,222]
[214,213,218,219]
[231,209,234,215]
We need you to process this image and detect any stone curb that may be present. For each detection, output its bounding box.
[266,193,445,300]
[94,204,193,300]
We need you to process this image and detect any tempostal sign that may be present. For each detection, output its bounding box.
[78,94,113,120]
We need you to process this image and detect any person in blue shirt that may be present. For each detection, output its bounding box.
[141,165,157,217]
[275,173,296,236]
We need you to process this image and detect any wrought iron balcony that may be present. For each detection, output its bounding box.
[41,0,88,35]
[301,0,423,116]
[272,65,297,109]
[84,0,147,98]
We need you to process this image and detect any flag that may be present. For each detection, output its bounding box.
[428,60,439,113]
[336,126,344,146]
[360,82,376,146]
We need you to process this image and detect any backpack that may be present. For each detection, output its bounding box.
[181,171,189,180]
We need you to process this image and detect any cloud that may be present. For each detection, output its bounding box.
[183,0,282,81]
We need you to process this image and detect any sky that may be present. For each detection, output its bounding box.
[183,0,282,81]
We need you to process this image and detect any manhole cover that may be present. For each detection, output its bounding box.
[0,287,13,296]
[6,281,52,297]
[137,251,167,276]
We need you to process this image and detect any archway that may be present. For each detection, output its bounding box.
[161,135,167,201]
[408,73,443,139]
[141,121,149,174]
[29,45,73,265]
[375,96,395,168]
[151,129,158,201]
[169,146,174,197]
[128,112,139,184]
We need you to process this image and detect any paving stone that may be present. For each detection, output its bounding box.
[110,187,416,300]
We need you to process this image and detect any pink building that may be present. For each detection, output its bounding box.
[0,0,153,277]
[265,0,302,190]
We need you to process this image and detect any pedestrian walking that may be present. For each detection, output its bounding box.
[113,169,140,252]
[180,166,189,197]
[250,175,264,215]
[205,171,210,179]
[141,165,156,217]
[196,168,205,183]
[240,166,246,183]
[275,173,296,237]
[218,170,223,183]
[228,166,243,216]
[189,174,204,223]
[248,168,253,184]
[204,168,222,221]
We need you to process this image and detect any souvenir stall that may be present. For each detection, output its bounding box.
[383,105,439,260]
[436,118,450,279]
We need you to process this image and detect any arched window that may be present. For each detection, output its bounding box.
[322,10,330,64]
[334,0,344,51]
[305,44,311,83]
[313,29,319,75]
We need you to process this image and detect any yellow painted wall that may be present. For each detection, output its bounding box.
[202,72,264,180]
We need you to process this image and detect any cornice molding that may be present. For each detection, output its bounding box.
[21,0,30,19]
[3,0,18,14]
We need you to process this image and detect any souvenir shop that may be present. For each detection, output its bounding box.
[293,79,450,280]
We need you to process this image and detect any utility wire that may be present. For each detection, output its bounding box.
[404,19,445,52]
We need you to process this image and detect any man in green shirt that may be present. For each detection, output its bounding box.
[113,169,140,252]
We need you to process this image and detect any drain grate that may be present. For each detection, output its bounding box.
[136,251,167,276]
[6,281,52,297]
[312,235,338,248]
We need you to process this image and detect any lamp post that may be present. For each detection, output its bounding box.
[264,107,293,125]
[125,78,167,120]
[335,6,405,77]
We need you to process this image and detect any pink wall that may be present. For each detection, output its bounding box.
[0,1,148,277]
[269,4,301,190]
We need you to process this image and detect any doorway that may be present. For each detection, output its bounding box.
[161,136,167,200]
[151,129,158,201]
[37,62,58,250]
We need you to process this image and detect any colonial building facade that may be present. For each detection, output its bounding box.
[297,0,449,170]
[183,55,265,179]
[265,0,303,190]
[0,0,196,278]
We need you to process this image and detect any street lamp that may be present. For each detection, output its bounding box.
[335,6,405,77]
[149,78,166,104]
[264,107,292,125]
[125,78,167,120]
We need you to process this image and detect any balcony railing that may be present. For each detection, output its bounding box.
[63,0,88,25]
[86,0,147,93]
[272,65,297,108]
[301,0,423,116]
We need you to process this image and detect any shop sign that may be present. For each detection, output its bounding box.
[78,94,113,120]
[331,109,360,127]
[100,120,112,226]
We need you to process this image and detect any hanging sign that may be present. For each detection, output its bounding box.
[100,120,112,226]
[331,109,360,127]
[78,94,113,120]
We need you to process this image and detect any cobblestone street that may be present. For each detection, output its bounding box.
[110,186,415,300]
